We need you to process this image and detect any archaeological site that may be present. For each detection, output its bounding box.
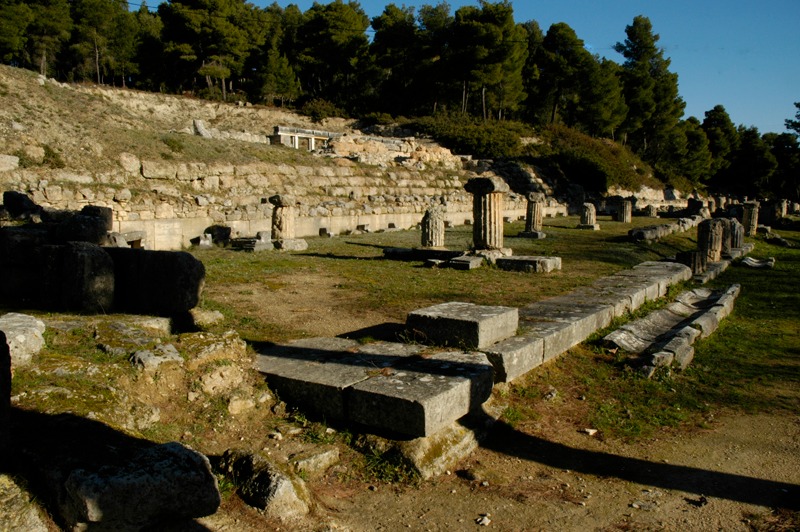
[1,64,798,531]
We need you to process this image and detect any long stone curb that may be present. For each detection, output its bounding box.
[484,261,692,383]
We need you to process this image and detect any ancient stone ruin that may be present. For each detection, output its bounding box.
[464,176,511,259]
[0,192,204,317]
[421,203,446,249]
[519,192,546,239]
[577,202,600,230]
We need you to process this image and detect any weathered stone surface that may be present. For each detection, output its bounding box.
[182,330,246,370]
[483,334,544,383]
[406,302,518,350]
[218,449,309,519]
[659,336,695,369]
[0,313,46,368]
[274,238,308,251]
[62,442,220,530]
[189,308,225,330]
[421,204,446,248]
[577,203,599,230]
[131,343,183,371]
[447,255,484,270]
[347,350,494,437]
[201,364,245,395]
[495,256,561,273]
[255,338,416,420]
[396,410,494,480]
[742,202,759,236]
[291,447,340,478]
[515,319,585,362]
[617,200,633,223]
[0,474,48,532]
[0,154,20,172]
[104,248,205,315]
[675,250,707,275]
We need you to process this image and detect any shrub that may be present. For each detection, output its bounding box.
[300,99,344,123]
[539,125,659,192]
[411,114,531,159]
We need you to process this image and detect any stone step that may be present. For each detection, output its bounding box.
[253,337,493,438]
[406,302,518,350]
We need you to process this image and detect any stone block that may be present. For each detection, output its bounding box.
[399,420,480,479]
[0,313,46,367]
[104,248,205,316]
[254,338,419,421]
[483,334,544,383]
[274,238,308,251]
[516,319,585,362]
[604,328,653,354]
[650,351,675,367]
[62,442,220,530]
[406,302,518,350]
[659,336,695,369]
[448,255,484,270]
[347,351,494,437]
[257,339,389,420]
[495,256,561,273]
[691,312,719,338]
[520,298,615,334]
[518,231,546,239]
[218,450,309,520]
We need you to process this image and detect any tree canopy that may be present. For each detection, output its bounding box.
[0,1,795,199]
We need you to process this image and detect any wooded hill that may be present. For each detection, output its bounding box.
[1,0,798,198]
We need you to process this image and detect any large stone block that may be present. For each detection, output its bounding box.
[347,351,494,437]
[0,313,45,368]
[104,247,205,315]
[61,442,220,530]
[406,302,518,350]
[255,338,419,421]
[495,256,561,273]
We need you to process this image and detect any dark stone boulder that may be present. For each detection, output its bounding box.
[104,248,205,316]
[61,442,220,530]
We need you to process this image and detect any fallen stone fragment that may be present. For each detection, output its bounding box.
[218,449,310,519]
[62,442,220,530]
[130,343,183,371]
[739,256,775,269]
[0,313,46,367]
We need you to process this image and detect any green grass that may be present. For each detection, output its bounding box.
[193,215,699,343]
[500,227,800,440]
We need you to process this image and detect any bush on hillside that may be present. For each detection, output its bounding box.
[300,99,345,123]
[411,114,532,159]
[536,125,659,193]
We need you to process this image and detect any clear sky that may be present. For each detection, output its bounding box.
[256,0,799,135]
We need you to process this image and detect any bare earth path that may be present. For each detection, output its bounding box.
[313,412,800,531]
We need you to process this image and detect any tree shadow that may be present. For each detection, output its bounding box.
[459,412,800,511]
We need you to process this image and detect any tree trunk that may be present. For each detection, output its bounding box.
[482,86,487,121]
[222,77,227,100]
[94,32,101,85]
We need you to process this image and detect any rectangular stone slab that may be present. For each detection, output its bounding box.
[406,302,518,350]
[254,338,420,420]
[346,351,494,437]
[495,256,561,273]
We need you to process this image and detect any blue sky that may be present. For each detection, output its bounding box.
[256,0,799,134]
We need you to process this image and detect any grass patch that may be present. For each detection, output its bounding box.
[496,229,800,440]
